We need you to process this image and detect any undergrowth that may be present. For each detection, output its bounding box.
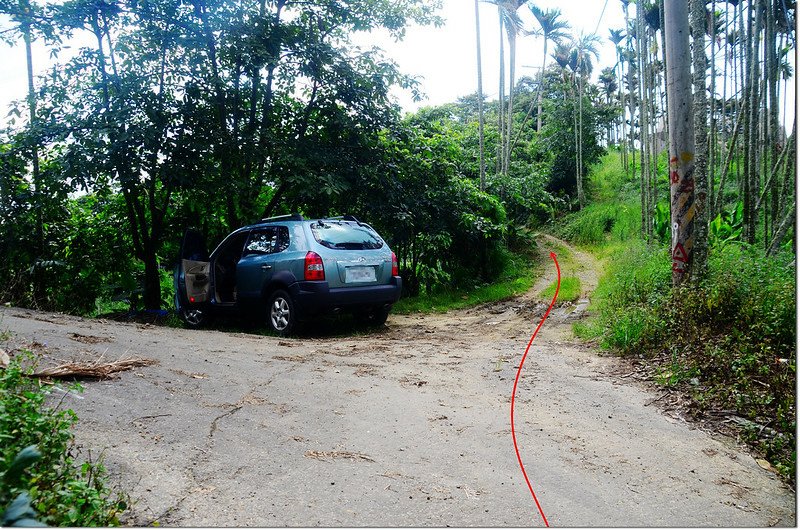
[394,247,540,314]
[574,237,796,482]
[566,150,797,483]
[0,351,127,526]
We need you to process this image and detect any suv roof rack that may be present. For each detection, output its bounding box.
[324,215,360,223]
[260,213,304,223]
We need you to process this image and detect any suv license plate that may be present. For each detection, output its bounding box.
[346,266,376,283]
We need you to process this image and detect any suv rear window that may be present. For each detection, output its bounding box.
[310,221,384,250]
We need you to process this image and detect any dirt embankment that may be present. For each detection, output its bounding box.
[0,238,794,526]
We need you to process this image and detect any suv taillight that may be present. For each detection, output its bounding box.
[391,252,399,276]
[304,251,325,281]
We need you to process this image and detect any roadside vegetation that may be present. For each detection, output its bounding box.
[567,152,796,483]
[0,347,127,525]
[394,246,541,314]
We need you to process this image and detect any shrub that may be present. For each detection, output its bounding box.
[587,242,796,480]
[0,352,127,526]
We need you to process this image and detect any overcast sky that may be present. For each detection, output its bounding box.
[0,0,794,129]
[0,0,625,119]
[354,0,626,112]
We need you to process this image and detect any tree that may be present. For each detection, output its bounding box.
[487,0,524,177]
[48,0,211,310]
[529,5,570,131]
[664,0,696,286]
[474,0,486,191]
[598,66,619,144]
[690,0,709,280]
[573,33,600,208]
[608,27,626,160]
[39,0,440,310]
[0,0,59,303]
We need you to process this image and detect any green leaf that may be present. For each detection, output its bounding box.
[3,446,41,484]
[1,493,42,527]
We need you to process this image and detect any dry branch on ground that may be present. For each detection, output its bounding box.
[32,357,157,380]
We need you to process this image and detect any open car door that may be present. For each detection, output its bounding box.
[175,229,210,326]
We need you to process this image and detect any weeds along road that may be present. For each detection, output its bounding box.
[0,239,794,526]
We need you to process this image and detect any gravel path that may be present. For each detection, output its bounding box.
[0,237,794,526]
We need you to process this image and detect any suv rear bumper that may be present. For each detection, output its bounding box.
[291,277,402,316]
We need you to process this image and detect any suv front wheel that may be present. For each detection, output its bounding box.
[267,290,296,335]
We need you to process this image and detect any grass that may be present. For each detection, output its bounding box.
[558,199,641,247]
[540,276,581,302]
[394,249,541,314]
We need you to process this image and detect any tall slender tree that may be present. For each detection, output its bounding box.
[691,0,709,280]
[529,5,570,131]
[474,0,486,191]
[0,0,54,302]
[664,0,696,286]
[574,33,600,208]
[609,27,626,162]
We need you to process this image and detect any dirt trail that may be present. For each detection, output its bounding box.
[0,236,794,527]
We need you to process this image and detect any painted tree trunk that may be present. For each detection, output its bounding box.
[664,0,696,286]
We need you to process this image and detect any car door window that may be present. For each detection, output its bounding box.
[245,226,289,255]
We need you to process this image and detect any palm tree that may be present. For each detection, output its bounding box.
[574,33,600,208]
[598,66,618,144]
[474,0,486,191]
[552,41,573,94]
[499,0,525,176]
[529,5,570,131]
[663,0,696,285]
[609,28,626,164]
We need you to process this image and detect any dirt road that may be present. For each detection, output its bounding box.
[1,239,794,526]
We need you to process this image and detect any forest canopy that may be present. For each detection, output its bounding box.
[0,0,795,314]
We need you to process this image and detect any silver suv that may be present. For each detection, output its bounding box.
[174,214,402,335]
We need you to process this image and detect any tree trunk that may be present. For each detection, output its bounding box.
[22,16,44,304]
[743,0,762,244]
[577,72,585,208]
[636,4,649,238]
[505,28,516,177]
[766,205,795,256]
[765,1,780,235]
[475,0,486,191]
[142,246,162,310]
[690,0,709,282]
[709,0,717,221]
[664,0,696,286]
[537,39,547,131]
[497,9,505,177]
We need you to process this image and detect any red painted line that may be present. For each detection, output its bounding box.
[511,251,560,527]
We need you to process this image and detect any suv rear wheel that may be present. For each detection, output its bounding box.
[267,290,296,335]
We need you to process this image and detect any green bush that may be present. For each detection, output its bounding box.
[0,352,127,526]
